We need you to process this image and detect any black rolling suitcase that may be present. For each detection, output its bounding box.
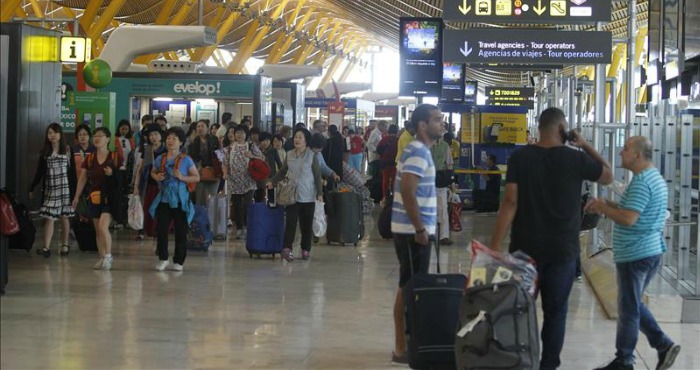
[72,218,97,252]
[403,233,466,370]
[325,191,364,246]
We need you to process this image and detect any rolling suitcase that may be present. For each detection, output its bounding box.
[326,191,363,246]
[454,281,539,370]
[245,193,284,258]
[207,193,228,240]
[72,218,97,252]
[403,234,466,370]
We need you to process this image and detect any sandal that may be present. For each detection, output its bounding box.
[59,244,70,256]
[35,247,51,258]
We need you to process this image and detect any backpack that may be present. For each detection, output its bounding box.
[160,154,197,192]
[186,205,213,251]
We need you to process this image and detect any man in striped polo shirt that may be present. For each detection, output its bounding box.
[587,137,680,370]
[390,104,443,365]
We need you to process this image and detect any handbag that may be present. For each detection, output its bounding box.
[435,169,454,188]
[580,183,600,231]
[199,166,218,182]
[277,176,297,206]
[0,191,19,236]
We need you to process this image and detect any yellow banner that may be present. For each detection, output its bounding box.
[481,112,527,144]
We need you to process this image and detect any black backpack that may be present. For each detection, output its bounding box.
[377,188,393,240]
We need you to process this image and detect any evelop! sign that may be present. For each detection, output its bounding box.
[173,81,221,96]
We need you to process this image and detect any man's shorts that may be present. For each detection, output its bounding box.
[88,202,111,219]
[394,233,433,287]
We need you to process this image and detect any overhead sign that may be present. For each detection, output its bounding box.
[485,87,534,108]
[60,36,91,63]
[443,29,611,65]
[442,0,611,23]
[399,18,443,97]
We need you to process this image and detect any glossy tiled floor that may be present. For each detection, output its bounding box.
[2,210,699,369]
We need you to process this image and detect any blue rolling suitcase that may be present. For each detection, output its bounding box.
[246,198,284,258]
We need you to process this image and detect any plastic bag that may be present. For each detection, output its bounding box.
[468,240,538,296]
[312,199,326,237]
[128,194,144,230]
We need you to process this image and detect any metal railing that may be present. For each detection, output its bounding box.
[582,114,698,297]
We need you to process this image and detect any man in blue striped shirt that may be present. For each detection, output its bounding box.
[390,104,443,365]
[587,136,680,370]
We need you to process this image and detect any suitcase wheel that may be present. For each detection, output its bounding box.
[353,243,357,246]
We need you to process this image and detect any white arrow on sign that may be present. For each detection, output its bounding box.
[460,41,473,57]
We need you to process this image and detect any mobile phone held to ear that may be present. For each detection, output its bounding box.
[561,129,575,143]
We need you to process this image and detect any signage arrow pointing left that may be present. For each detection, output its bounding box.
[460,41,473,57]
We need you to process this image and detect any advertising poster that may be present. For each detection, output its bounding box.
[481,112,527,144]
[441,63,464,102]
[399,18,443,97]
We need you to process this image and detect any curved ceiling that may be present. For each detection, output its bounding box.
[7,0,648,87]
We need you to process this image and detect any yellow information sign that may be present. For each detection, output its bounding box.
[481,112,527,144]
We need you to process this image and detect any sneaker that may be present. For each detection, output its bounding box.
[93,258,104,270]
[170,263,183,272]
[235,229,242,240]
[593,358,633,370]
[390,351,408,366]
[135,233,144,241]
[439,238,453,246]
[282,248,294,262]
[301,250,310,260]
[656,343,681,370]
[100,256,113,271]
[577,275,583,282]
[154,260,169,271]
[242,229,247,239]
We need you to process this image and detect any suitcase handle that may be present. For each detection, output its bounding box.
[407,229,441,275]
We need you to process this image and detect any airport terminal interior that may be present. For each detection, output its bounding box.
[1,0,699,369]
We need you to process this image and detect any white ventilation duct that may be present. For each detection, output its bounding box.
[362,92,399,101]
[100,25,217,72]
[309,82,371,98]
[257,64,322,81]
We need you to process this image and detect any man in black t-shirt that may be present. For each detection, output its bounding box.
[475,153,502,212]
[490,107,613,370]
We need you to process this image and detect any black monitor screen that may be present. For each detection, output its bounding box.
[399,18,443,97]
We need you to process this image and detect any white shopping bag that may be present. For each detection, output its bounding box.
[312,199,326,237]
[128,194,144,230]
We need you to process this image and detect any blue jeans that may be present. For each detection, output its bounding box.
[537,257,577,370]
[349,153,363,173]
[615,254,672,365]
